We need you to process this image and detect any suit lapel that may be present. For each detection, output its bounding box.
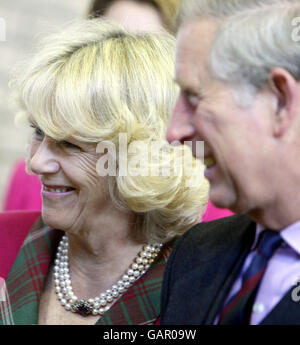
[161,215,256,325]
[203,219,256,324]
[206,220,300,325]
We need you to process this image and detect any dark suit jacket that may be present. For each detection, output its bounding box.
[160,214,300,325]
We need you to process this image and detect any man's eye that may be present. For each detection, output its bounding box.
[187,94,200,108]
[182,91,200,109]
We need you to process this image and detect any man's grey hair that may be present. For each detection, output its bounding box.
[177,0,300,106]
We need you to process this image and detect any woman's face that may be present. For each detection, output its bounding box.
[28,124,110,233]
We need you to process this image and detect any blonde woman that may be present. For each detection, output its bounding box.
[0,19,208,325]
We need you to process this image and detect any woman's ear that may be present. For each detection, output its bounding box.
[268,67,299,137]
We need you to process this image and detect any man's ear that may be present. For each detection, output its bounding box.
[268,67,299,137]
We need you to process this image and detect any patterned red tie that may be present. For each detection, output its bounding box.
[218,230,282,324]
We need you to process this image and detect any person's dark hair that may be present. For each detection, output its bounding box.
[88,0,160,19]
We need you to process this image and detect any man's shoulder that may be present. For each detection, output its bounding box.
[171,214,254,265]
[182,214,252,244]
[161,214,256,325]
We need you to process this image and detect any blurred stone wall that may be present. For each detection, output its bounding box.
[0,0,90,209]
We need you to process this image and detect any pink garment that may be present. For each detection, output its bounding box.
[201,200,233,222]
[3,159,233,221]
[0,210,41,280]
[3,160,42,211]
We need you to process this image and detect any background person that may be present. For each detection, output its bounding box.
[161,0,300,325]
[0,18,208,325]
[88,0,177,33]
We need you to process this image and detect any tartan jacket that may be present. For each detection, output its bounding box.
[0,211,172,325]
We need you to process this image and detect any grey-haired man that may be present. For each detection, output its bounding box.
[161,0,300,325]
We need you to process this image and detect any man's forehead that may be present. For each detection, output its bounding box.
[175,18,220,90]
[177,18,219,50]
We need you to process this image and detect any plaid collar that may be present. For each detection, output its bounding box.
[1,217,172,325]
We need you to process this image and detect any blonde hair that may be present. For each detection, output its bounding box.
[11,18,208,243]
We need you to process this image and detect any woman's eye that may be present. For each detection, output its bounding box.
[60,141,81,150]
[30,124,44,138]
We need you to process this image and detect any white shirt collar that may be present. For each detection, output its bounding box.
[254,221,300,255]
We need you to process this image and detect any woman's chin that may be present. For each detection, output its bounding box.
[42,210,66,230]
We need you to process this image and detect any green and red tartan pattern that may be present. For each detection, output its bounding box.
[96,256,168,325]
[0,218,172,325]
[0,222,62,325]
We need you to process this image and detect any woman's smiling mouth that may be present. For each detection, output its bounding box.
[42,184,76,197]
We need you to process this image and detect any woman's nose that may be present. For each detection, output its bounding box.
[29,137,60,175]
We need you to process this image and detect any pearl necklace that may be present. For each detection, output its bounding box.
[54,235,162,316]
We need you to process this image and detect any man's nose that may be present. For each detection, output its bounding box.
[166,97,195,144]
[29,137,60,175]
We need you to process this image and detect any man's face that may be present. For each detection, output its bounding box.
[167,19,275,213]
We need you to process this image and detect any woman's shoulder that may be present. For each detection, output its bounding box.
[0,210,41,242]
[0,209,41,223]
[0,210,41,279]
